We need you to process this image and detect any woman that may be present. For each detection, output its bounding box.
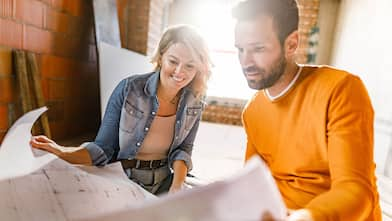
[30,25,212,195]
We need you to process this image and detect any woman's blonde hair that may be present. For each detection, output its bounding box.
[151,25,213,99]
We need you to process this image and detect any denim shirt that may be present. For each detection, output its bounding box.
[85,71,204,171]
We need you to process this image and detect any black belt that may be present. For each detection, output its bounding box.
[121,158,168,169]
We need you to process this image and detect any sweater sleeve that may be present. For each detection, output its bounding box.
[305,75,378,220]
[242,108,258,161]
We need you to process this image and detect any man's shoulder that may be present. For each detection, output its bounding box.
[301,64,361,88]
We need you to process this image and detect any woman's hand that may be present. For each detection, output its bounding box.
[30,135,64,156]
[170,160,188,194]
[169,182,184,194]
[30,135,92,165]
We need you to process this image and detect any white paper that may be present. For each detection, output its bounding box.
[0,157,153,221]
[0,107,57,181]
[81,156,287,221]
[76,162,155,200]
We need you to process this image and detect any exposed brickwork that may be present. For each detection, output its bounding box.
[297,0,320,64]
[147,0,167,55]
[0,0,100,143]
[117,0,168,56]
[117,0,150,54]
[202,104,244,126]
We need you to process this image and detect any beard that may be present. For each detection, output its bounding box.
[243,53,287,90]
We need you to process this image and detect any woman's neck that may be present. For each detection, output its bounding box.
[157,84,181,104]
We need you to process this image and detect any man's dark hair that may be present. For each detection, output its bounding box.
[232,0,299,45]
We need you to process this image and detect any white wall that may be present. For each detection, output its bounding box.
[98,42,153,118]
[330,0,392,174]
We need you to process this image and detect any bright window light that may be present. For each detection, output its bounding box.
[191,1,255,100]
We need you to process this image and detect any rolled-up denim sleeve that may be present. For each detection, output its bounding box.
[170,116,201,171]
[85,79,127,166]
[82,142,108,166]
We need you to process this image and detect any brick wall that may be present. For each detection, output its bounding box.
[297,0,320,64]
[0,0,100,142]
[117,0,168,56]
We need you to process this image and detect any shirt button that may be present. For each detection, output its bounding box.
[193,111,197,114]
[152,111,156,115]
[175,136,178,139]
[136,142,141,146]
[145,127,149,131]
[176,120,180,124]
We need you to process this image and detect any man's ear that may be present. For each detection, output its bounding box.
[284,31,299,58]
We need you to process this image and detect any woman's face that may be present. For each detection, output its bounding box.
[159,43,199,92]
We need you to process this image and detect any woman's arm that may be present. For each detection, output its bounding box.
[30,135,92,165]
[31,78,129,167]
[169,160,188,193]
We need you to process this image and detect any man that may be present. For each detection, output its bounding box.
[232,0,381,220]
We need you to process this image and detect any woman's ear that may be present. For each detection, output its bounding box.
[284,31,299,58]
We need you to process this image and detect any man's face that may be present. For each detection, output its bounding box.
[234,15,286,90]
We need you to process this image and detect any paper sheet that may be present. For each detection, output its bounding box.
[0,107,154,220]
[0,157,153,221]
[0,107,57,181]
[76,162,155,200]
[0,107,286,220]
[81,156,287,221]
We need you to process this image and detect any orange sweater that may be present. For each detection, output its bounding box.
[242,66,381,221]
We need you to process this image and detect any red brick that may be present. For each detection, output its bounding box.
[0,18,23,48]
[23,25,52,53]
[41,0,52,5]
[51,0,65,10]
[48,78,65,100]
[0,76,15,102]
[48,119,66,140]
[0,0,13,18]
[41,77,49,100]
[45,8,69,34]
[46,100,64,122]
[63,0,83,17]
[66,16,82,36]
[0,46,12,76]
[0,131,6,144]
[15,0,45,28]
[40,54,73,78]
[51,33,75,57]
[0,103,8,130]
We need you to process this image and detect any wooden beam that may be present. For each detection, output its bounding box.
[27,52,51,138]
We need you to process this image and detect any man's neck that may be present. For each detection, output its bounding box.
[266,62,299,97]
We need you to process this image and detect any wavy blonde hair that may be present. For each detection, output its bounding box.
[151,25,213,99]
